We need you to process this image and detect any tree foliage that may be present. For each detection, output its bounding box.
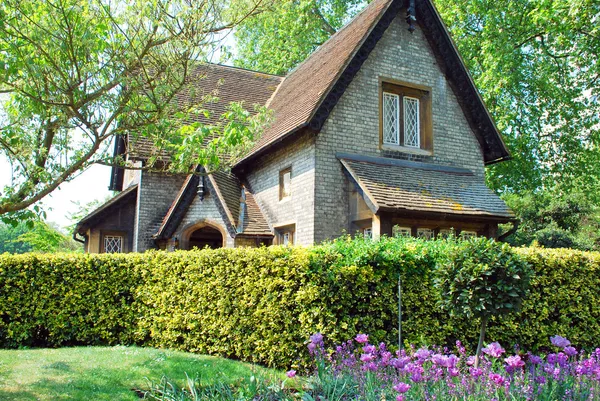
[234,0,372,75]
[435,238,532,363]
[0,0,273,220]
[0,221,80,253]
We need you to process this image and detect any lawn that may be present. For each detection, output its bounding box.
[0,346,280,401]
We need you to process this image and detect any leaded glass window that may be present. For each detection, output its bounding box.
[417,228,434,240]
[393,225,412,237]
[461,230,477,239]
[104,235,123,253]
[403,96,420,148]
[383,92,400,145]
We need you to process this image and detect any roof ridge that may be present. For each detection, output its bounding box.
[284,0,386,77]
[204,62,285,79]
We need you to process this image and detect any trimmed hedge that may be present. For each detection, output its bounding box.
[1,239,599,368]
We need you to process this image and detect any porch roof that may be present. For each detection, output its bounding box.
[338,154,514,220]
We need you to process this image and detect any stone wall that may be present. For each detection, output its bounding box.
[314,15,487,243]
[173,190,235,248]
[245,132,316,246]
[135,172,186,252]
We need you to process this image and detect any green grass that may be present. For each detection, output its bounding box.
[0,346,281,401]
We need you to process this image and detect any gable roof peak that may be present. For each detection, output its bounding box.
[235,0,510,167]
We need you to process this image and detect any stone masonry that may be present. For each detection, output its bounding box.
[314,14,486,243]
[246,132,316,246]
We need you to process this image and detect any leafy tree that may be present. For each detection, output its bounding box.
[0,220,79,253]
[0,0,273,222]
[234,0,372,75]
[435,238,532,367]
[502,189,600,251]
[0,222,32,253]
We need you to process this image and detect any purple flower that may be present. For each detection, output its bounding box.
[504,355,525,373]
[564,346,578,357]
[415,347,431,361]
[355,334,369,343]
[469,367,483,378]
[550,335,571,348]
[363,344,376,354]
[489,373,506,386]
[528,353,543,365]
[535,375,547,385]
[360,353,375,363]
[310,333,324,344]
[286,370,296,378]
[393,382,411,393]
[482,342,506,358]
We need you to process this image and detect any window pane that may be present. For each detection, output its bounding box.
[363,227,373,239]
[104,236,123,253]
[404,96,420,148]
[280,169,291,199]
[461,230,477,239]
[393,225,412,237]
[417,228,433,240]
[383,92,400,145]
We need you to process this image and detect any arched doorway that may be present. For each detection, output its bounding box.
[181,221,226,250]
[187,226,223,250]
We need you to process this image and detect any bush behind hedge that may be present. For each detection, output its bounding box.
[1,239,599,368]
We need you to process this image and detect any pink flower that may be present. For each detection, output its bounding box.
[355,334,369,344]
[286,370,296,378]
[393,382,411,393]
[482,342,506,358]
[504,355,525,373]
[489,373,506,386]
[360,353,375,363]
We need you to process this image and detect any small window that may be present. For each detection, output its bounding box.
[363,227,373,239]
[381,82,432,151]
[279,168,292,200]
[460,230,477,239]
[417,228,434,240]
[276,224,295,245]
[104,235,123,253]
[439,228,455,239]
[393,225,412,237]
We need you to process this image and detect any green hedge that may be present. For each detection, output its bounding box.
[1,239,599,368]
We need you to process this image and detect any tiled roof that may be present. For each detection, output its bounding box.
[129,64,283,159]
[154,171,272,239]
[76,184,138,234]
[339,154,513,219]
[209,171,272,237]
[241,0,392,160]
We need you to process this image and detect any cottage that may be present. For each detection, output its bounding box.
[75,0,514,253]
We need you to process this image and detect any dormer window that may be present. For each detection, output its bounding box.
[380,80,432,152]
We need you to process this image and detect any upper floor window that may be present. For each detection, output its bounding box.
[279,167,291,200]
[381,81,432,151]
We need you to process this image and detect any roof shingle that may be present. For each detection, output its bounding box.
[339,154,513,219]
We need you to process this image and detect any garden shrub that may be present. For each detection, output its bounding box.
[1,239,600,368]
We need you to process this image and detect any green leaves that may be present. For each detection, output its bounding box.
[435,237,533,320]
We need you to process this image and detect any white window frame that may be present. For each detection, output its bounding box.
[403,96,421,148]
[363,227,373,239]
[383,92,400,145]
[393,225,412,237]
[460,230,478,239]
[103,235,123,253]
[417,228,434,240]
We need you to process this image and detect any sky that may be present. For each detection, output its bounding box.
[0,32,237,231]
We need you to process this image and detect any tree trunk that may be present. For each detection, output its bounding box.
[474,315,488,368]
[398,274,402,350]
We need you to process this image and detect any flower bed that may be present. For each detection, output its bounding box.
[297,333,600,400]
